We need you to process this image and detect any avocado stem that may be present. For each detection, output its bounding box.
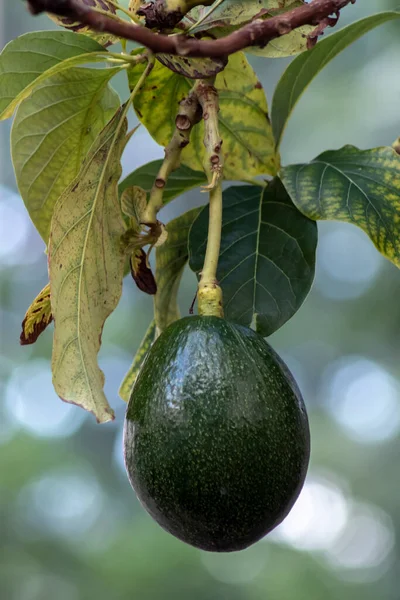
[195,80,224,318]
[198,182,224,318]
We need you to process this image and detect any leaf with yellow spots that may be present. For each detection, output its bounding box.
[281,146,400,267]
[129,52,278,181]
[20,283,53,346]
[119,320,156,402]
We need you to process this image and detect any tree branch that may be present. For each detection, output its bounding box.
[26,0,355,58]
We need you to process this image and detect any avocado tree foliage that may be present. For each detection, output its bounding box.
[3,0,400,423]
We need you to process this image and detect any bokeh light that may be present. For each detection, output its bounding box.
[5,359,86,438]
[18,467,104,540]
[315,223,383,300]
[321,357,400,443]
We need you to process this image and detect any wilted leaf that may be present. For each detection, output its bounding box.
[119,320,156,402]
[281,145,400,268]
[130,53,278,181]
[130,249,157,295]
[0,31,109,120]
[119,160,206,204]
[11,67,120,243]
[47,0,118,46]
[20,283,53,345]
[49,108,129,423]
[271,10,400,147]
[155,207,203,332]
[189,180,317,336]
[156,54,227,79]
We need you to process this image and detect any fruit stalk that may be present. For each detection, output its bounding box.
[195,80,224,318]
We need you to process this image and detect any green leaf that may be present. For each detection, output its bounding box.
[130,52,278,181]
[11,67,120,243]
[281,145,400,268]
[156,54,227,79]
[119,320,156,402]
[20,283,53,346]
[119,160,206,204]
[0,31,109,120]
[189,179,317,336]
[49,107,129,423]
[271,10,400,147]
[155,207,203,332]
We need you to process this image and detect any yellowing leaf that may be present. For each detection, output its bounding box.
[131,53,277,181]
[185,52,278,178]
[119,320,156,402]
[281,145,400,268]
[20,283,53,345]
[49,109,129,423]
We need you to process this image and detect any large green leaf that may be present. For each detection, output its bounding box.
[119,320,156,402]
[155,207,203,332]
[119,160,206,204]
[49,108,129,423]
[0,31,109,120]
[189,179,317,336]
[129,52,277,181]
[12,67,120,243]
[271,11,400,147]
[281,145,400,268]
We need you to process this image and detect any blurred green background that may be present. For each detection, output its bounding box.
[1,1,400,599]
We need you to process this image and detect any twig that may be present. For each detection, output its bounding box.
[195,79,223,190]
[142,88,202,225]
[26,0,356,58]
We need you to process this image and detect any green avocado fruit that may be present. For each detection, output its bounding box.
[124,316,310,552]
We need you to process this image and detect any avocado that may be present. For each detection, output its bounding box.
[124,316,310,552]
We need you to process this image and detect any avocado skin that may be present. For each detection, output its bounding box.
[124,316,310,552]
